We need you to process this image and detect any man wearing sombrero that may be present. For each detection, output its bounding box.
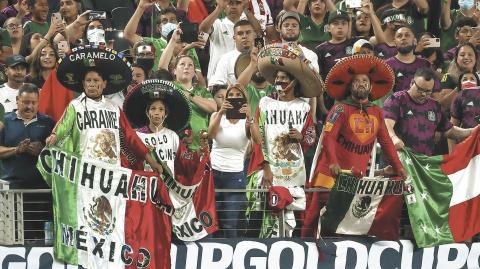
[246,43,322,237]
[45,46,164,173]
[302,54,407,237]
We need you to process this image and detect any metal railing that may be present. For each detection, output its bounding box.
[0,181,416,246]
[0,179,53,246]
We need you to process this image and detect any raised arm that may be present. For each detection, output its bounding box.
[412,0,429,15]
[284,0,299,13]
[157,28,180,71]
[124,0,155,46]
[363,0,386,44]
[242,0,263,37]
[177,0,190,11]
[199,0,226,34]
[64,10,91,44]
[440,0,452,30]
[237,48,258,88]
[27,17,63,63]
[325,0,336,12]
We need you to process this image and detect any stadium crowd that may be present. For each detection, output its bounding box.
[0,0,479,241]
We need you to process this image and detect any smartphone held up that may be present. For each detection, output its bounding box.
[226,98,247,120]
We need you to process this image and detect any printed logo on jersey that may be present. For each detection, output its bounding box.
[348,113,378,143]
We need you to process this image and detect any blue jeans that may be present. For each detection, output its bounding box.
[213,169,246,238]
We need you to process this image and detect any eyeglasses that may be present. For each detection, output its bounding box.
[413,80,433,95]
[6,24,21,30]
[457,27,479,35]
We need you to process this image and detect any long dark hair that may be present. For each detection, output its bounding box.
[19,32,43,57]
[29,43,58,81]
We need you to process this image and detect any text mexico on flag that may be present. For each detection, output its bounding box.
[37,147,173,269]
[320,173,404,240]
[399,128,480,248]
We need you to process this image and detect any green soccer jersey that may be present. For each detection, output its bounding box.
[298,14,330,50]
[23,21,49,36]
[174,83,213,151]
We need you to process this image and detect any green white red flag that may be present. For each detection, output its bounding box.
[320,174,404,240]
[399,128,480,247]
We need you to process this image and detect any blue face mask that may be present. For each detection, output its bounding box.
[459,0,475,10]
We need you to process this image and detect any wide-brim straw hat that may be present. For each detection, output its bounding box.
[257,43,324,98]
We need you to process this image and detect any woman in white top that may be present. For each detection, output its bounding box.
[208,84,254,238]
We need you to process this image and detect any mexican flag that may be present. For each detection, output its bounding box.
[170,143,218,241]
[320,173,404,240]
[38,69,74,122]
[37,147,172,269]
[399,128,480,248]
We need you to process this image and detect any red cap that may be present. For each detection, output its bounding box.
[268,186,293,211]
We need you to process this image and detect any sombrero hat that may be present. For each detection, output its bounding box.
[56,46,132,95]
[123,79,191,132]
[234,52,251,79]
[325,54,395,101]
[257,43,324,98]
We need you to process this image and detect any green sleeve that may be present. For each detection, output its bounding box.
[0,29,11,47]
[55,104,76,140]
[23,21,31,35]
[188,48,201,71]
[336,0,346,11]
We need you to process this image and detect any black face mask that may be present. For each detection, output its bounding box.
[421,48,435,58]
[136,58,154,73]
[252,72,266,84]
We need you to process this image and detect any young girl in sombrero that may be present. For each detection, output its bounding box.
[123,79,191,175]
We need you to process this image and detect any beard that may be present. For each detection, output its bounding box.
[251,72,266,84]
[282,33,300,42]
[397,45,415,55]
[352,86,371,100]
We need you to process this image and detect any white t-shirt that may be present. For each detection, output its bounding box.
[105,92,125,110]
[207,14,246,80]
[211,115,249,172]
[208,49,241,86]
[0,83,20,113]
[258,96,311,187]
[136,128,179,175]
[299,45,320,74]
[70,94,122,165]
